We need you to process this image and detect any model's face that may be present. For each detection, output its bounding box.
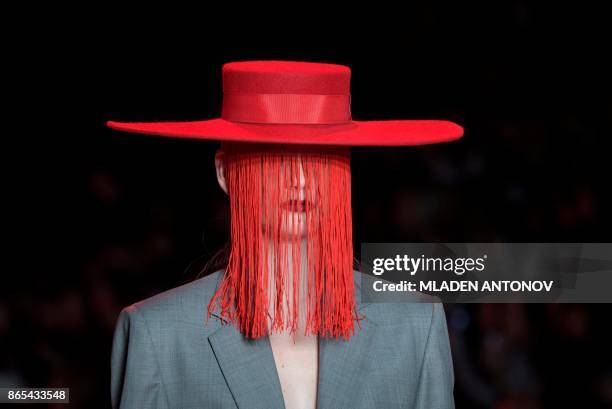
[216,149,315,240]
[268,157,312,239]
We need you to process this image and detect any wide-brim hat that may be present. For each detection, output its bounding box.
[106,60,463,146]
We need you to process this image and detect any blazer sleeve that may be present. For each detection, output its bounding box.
[110,306,169,409]
[414,302,455,409]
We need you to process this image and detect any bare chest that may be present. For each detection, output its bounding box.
[269,333,319,409]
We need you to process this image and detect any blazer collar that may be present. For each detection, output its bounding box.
[205,270,378,409]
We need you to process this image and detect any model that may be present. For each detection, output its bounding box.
[108,60,462,409]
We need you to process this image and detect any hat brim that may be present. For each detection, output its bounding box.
[106,118,463,146]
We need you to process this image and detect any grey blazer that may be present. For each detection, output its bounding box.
[111,270,455,409]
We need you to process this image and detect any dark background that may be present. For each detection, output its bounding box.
[5,2,612,408]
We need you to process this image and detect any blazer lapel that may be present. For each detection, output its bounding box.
[316,271,378,409]
[208,322,286,409]
[206,270,285,409]
[206,270,377,409]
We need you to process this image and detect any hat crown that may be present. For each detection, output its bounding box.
[222,61,351,95]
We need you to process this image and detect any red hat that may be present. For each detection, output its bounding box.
[106,60,463,146]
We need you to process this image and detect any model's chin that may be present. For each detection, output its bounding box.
[279,228,308,239]
[261,226,309,240]
[279,223,309,240]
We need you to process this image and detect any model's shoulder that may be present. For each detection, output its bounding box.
[124,269,223,325]
[356,270,442,327]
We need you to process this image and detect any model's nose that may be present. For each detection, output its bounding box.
[298,160,306,189]
[286,159,306,189]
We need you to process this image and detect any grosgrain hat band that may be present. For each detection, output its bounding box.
[221,93,352,125]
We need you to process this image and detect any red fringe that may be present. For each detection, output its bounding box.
[207,142,364,340]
